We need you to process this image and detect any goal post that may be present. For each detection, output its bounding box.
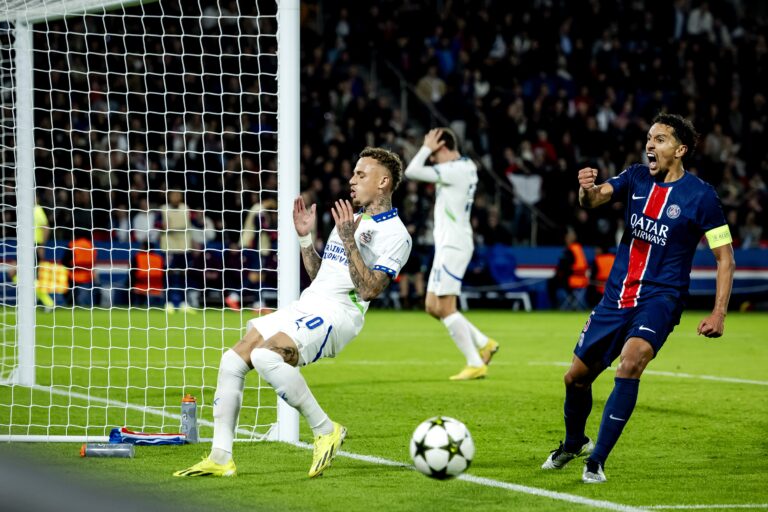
[0,0,300,443]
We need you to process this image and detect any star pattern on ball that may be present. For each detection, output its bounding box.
[412,437,429,461]
[430,466,450,480]
[441,438,462,462]
[429,417,445,428]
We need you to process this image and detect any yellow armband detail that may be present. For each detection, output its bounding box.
[705,225,732,249]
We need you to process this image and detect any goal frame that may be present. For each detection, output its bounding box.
[1,0,300,443]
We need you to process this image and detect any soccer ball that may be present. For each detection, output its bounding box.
[409,416,474,479]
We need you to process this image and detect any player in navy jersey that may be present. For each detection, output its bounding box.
[541,113,735,483]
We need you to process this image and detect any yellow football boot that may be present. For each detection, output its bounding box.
[308,422,347,478]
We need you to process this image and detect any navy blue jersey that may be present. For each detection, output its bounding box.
[602,164,727,308]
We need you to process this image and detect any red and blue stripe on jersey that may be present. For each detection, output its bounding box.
[617,183,670,308]
[602,164,727,309]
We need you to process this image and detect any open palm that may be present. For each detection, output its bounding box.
[293,196,316,236]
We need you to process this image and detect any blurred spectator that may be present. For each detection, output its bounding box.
[740,211,763,249]
[415,64,447,105]
[159,191,194,313]
[587,244,616,308]
[131,198,159,247]
[507,162,542,245]
[130,244,165,308]
[547,229,589,310]
[62,233,98,307]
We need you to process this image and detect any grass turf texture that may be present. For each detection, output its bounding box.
[1,308,767,511]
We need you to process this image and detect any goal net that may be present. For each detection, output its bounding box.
[0,0,300,442]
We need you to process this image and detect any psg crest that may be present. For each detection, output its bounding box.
[666,204,681,219]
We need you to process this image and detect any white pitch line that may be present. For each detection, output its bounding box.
[28,385,644,511]
[456,473,646,512]
[529,362,768,386]
[33,385,259,438]
[291,441,645,512]
[641,505,768,510]
[327,359,514,366]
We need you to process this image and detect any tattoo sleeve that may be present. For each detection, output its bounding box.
[339,227,391,301]
[300,245,322,281]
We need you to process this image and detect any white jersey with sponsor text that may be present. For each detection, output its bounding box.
[302,208,412,319]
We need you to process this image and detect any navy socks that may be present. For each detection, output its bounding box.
[563,384,593,453]
[590,377,640,465]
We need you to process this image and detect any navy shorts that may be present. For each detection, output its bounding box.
[574,296,684,368]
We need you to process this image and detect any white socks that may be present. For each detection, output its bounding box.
[466,319,489,349]
[210,350,249,464]
[442,312,484,367]
[250,348,333,436]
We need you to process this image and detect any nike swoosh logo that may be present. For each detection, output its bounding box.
[609,414,627,422]
[639,326,656,333]
[632,194,646,200]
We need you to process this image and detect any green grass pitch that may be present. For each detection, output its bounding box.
[1,308,767,511]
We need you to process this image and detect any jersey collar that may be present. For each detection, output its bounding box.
[359,208,399,222]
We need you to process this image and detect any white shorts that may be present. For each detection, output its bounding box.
[245,297,363,366]
[427,246,473,296]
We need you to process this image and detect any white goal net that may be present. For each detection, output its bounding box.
[0,0,300,442]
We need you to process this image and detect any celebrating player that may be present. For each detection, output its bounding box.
[404,128,498,381]
[175,147,411,478]
[541,113,735,483]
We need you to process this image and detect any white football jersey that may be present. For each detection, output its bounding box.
[302,208,412,320]
[404,146,477,250]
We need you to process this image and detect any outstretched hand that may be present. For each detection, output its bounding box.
[697,312,725,338]
[331,199,360,243]
[293,196,316,236]
[578,167,599,191]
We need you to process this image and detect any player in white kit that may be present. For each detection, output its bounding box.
[404,128,499,381]
[175,147,411,478]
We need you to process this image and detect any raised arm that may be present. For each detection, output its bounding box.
[697,243,735,338]
[404,128,445,183]
[331,199,391,301]
[578,167,614,209]
[293,196,321,281]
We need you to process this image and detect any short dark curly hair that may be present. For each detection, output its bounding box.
[652,113,699,163]
[359,146,404,192]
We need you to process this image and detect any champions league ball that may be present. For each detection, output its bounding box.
[410,416,475,479]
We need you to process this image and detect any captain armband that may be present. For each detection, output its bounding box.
[705,225,732,249]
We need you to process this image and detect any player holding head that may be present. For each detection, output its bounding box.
[542,113,735,483]
[175,147,411,478]
[404,128,498,381]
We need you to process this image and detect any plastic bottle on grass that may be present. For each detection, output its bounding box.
[80,443,135,458]
[181,393,198,444]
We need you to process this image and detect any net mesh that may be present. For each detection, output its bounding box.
[0,0,281,440]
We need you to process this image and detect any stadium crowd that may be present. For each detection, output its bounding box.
[22,0,768,308]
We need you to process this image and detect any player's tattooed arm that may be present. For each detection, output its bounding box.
[346,247,392,300]
[332,199,392,301]
[300,245,322,280]
[294,196,321,281]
